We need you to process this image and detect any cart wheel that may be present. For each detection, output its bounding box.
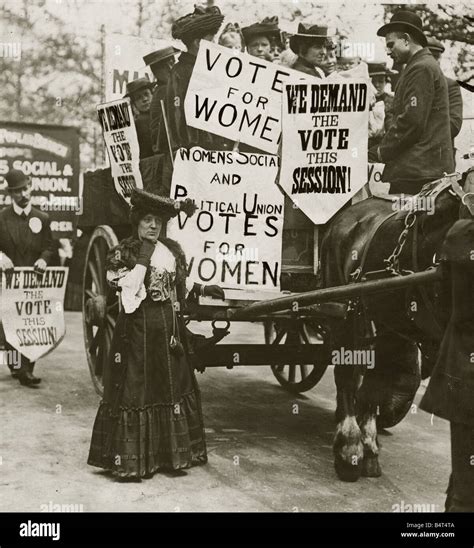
[82,226,119,396]
[265,320,329,394]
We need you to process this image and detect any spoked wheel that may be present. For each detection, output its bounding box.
[265,320,329,394]
[82,226,119,396]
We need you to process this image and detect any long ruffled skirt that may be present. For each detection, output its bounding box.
[87,298,207,478]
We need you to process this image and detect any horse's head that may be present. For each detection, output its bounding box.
[458,168,474,219]
[417,170,474,247]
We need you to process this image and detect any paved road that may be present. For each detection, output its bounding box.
[0,312,450,512]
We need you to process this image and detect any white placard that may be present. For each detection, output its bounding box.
[167,148,284,292]
[104,33,162,101]
[1,267,68,362]
[185,42,312,154]
[279,79,370,224]
[97,98,143,202]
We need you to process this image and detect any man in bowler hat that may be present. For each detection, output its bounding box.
[371,10,454,195]
[0,169,57,386]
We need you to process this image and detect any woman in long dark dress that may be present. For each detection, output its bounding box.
[88,189,223,479]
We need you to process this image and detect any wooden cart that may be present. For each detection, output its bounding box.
[78,154,335,395]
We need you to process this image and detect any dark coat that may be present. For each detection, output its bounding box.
[379,48,454,186]
[149,83,168,154]
[447,77,463,140]
[420,220,474,426]
[164,51,231,152]
[134,112,154,159]
[0,205,56,266]
[291,57,324,78]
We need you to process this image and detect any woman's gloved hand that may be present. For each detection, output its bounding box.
[204,284,225,300]
[136,239,156,266]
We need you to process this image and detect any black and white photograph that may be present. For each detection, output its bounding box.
[0,0,473,544]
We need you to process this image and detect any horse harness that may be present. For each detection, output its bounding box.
[349,172,470,342]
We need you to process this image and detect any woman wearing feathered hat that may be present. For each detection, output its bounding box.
[88,189,224,480]
[161,5,226,152]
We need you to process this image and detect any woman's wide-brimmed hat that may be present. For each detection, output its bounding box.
[5,169,30,190]
[171,5,224,43]
[289,24,332,54]
[142,46,180,68]
[368,62,398,77]
[130,188,197,222]
[124,77,154,99]
[242,16,281,46]
[377,10,427,47]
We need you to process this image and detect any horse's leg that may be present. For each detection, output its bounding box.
[374,331,420,429]
[333,362,364,482]
[358,405,382,477]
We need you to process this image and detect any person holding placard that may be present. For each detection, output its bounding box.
[87,189,224,480]
[124,77,155,159]
[0,169,57,387]
[289,24,334,79]
[144,46,178,154]
[163,5,226,152]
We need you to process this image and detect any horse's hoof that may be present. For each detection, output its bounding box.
[361,454,382,477]
[334,454,362,482]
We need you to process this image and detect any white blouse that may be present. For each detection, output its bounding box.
[107,241,194,314]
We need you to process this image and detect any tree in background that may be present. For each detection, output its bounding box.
[384,2,473,82]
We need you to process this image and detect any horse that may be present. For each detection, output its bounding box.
[320,169,474,482]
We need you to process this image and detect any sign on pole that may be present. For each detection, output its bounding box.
[97,98,143,202]
[167,148,284,292]
[279,79,370,224]
[185,42,309,154]
[0,267,69,362]
[0,122,80,238]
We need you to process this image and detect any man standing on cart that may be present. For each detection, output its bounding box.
[370,10,454,195]
[0,169,57,387]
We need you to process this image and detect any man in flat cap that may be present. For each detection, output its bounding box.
[125,77,155,159]
[162,5,226,153]
[0,169,57,387]
[143,46,178,154]
[427,36,463,156]
[371,10,454,195]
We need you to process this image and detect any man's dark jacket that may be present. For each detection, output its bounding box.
[420,220,474,426]
[149,84,167,154]
[379,48,454,187]
[0,206,56,266]
[164,51,229,151]
[447,77,463,141]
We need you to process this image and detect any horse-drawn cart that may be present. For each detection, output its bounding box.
[79,153,334,396]
[78,154,459,400]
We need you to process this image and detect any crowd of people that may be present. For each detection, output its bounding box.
[1,5,471,513]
